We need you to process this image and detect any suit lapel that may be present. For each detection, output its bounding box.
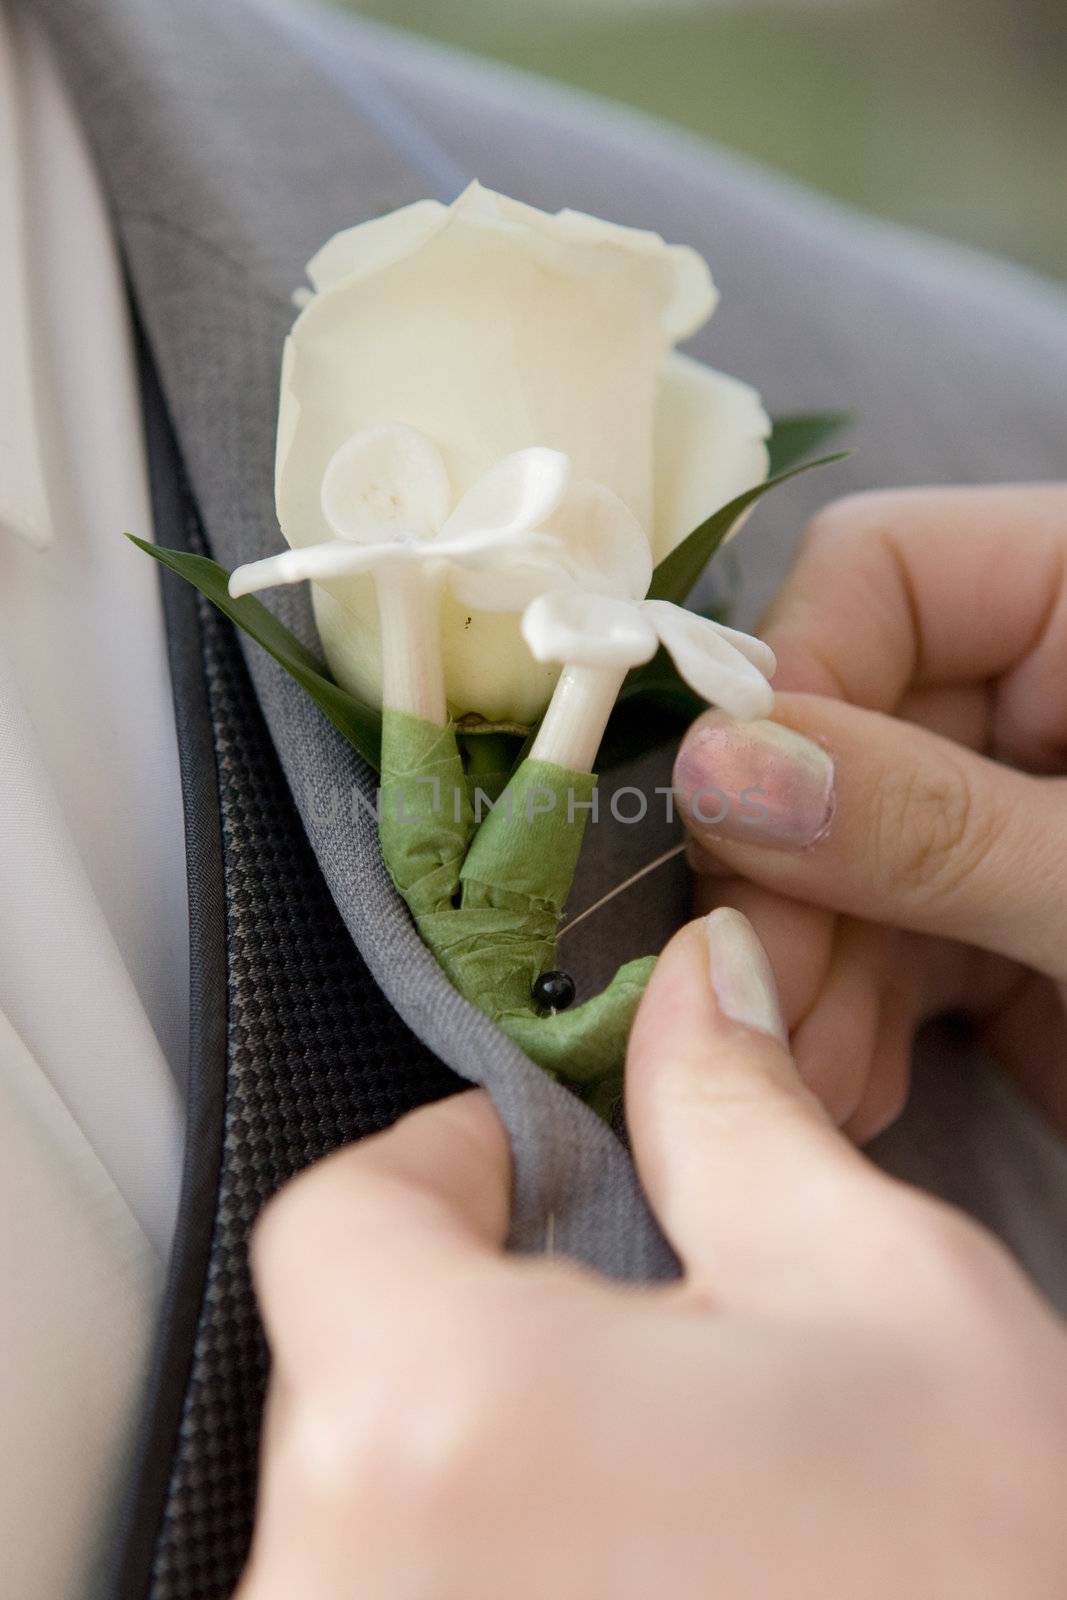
[95,342,460,1600]
[30,2,678,1590]
[34,0,673,1276]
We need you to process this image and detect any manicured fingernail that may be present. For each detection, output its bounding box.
[704,907,788,1044]
[674,713,834,850]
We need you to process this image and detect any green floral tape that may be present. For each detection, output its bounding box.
[378,710,654,1112]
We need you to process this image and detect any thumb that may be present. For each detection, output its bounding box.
[626,908,883,1308]
[673,694,1067,980]
[250,1090,511,1379]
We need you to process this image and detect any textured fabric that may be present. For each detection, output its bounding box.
[149,573,458,1600]
[32,0,678,1285]
[109,364,462,1600]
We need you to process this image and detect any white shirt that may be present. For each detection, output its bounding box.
[0,5,187,1593]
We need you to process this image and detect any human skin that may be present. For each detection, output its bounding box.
[675,485,1067,1142]
[236,485,1067,1598]
[238,905,1067,1598]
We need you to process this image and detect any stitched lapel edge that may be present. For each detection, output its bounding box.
[103,333,230,1600]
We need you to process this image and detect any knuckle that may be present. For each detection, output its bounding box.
[801,488,913,555]
[282,1338,499,1519]
[868,752,999,904]
[372,1358,519,1517]
[283,1275,576,1521]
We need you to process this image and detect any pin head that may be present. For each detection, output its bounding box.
[532,969,576,1014]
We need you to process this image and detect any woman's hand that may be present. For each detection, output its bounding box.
[674,486,1067,1141]
[237,910,1067,1600]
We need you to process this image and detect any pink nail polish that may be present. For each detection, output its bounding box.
[674,713,835,850]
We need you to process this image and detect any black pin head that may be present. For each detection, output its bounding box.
[532,969,576,1014]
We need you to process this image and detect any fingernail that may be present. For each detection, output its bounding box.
[674,713,834,850]
[704,907,788,1044]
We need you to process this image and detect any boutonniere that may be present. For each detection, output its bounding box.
[135,183,847,1115]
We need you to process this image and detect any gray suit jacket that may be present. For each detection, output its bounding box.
[29,0,1067,1593]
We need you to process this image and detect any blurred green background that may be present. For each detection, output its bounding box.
[340,0,1067,282]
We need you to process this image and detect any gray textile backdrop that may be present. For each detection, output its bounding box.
[35,0,1067,1297]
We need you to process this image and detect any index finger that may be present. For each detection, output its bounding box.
[251,1090,511,1372]
[764,485,1067,767]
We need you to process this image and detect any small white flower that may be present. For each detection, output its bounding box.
[522,591,775,724]
[230,422,570,610]
[229,423,573,725]
[517,482,775,769]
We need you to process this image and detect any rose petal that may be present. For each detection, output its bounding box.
[313,583,561,727]
[278,183,685,565]
[446,552,569,614]
[482,192,717,342]
[276,184,735,723]
[643,600,775,720]
[651,353,771,561]
[303,199,447,294]
[522,590,658,670]
[320,423,452,544]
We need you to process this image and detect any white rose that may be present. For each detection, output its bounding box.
[275,182,770,725]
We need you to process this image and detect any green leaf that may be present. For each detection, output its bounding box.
[646,452,850,606]
[767,411,853,476]
[128,537,382,769]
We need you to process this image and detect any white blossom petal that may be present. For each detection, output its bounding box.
[229,541,406,598]
[539,480,654,601]
[710,620,777,679]
[440,447,570,543]
[320,423,452,545]
[434,527,563,564]
[652,353,771,561]
[522,591,658,670]
[643,600,775,721]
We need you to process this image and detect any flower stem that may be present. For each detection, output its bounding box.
[375,564,447,725]
[529,663,628,773]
